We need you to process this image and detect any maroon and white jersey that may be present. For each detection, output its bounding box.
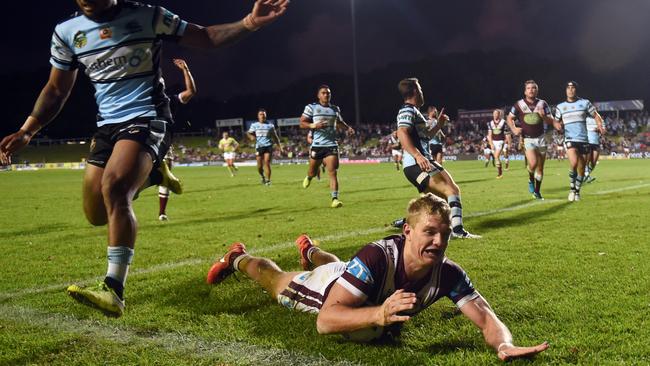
[335,235,479,315]
[509,98,551,138]
[488,119,507,141]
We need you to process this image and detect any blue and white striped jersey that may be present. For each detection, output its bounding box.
[302,103,341,147]
[50,1,187,127]
[396,104,432,167]
[554,99,597,142]
[428,119,444,146]
[248,122,276,148]
[586,116,603,132]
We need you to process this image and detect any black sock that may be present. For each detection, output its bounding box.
[104,276,124,300]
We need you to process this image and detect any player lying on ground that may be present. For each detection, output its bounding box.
[206,193,548,361]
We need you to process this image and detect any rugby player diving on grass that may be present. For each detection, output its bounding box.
[206,193,548,361]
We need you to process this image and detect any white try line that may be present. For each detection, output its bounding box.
[0,304,361,366]
[594,182,650,195]
[465,199,561,218]
[0,228,390,301]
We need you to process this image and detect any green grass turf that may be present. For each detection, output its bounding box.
[0,159,649,365]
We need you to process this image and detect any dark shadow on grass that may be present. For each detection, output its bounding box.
[426,339,481,356]
[470,201,571,233]
[455,177,494,185]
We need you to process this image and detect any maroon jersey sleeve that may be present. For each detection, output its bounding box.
[439,259,479,308]
[336,244,387,301]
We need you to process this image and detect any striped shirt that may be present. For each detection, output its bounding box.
[50,1,187,126]
[554,99,597,142]
[302,103,341,147]
[397,103,432,167]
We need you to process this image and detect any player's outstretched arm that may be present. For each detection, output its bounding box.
[317,284,414,335]
[460,294,549,361]
[180,0,289,49]
[0,67,77,165]
[174,59,197,104]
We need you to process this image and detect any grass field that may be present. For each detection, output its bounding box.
[1,159,649,365]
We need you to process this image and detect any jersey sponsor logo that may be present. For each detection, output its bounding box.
[99,27,112,40]
[346,257,374,285]
[73,31,87,48]
[83,46,152,80]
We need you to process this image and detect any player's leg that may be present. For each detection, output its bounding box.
[256,152,265,184]
[425,168,480,238]
[525,147,539,194]
[533,150,546,198]
[158,157,172,220]
[303,155,322,188]
[566,145,579,200]
[323,154,342,208]
[436,151,443,165]
[295,234,340,270]
[494,147,503,178]
[82,164,108,226]
[263,151,272,185]
[574,147,586,199]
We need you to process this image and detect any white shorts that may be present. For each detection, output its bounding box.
[524,136,547,153]
[276,261,348,314]
[483,148,492,155]
[391,149,402,157]
[493,140,505,153]
[223,152,236,160]
[503,143,509,151]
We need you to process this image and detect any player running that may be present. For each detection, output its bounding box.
[482,138,495,168]
[300,85,355,208]
[248,108,283,186]
[389,130,403,171]
[205,194,547,360]
[0,0,289,317]
[219,131,240,177]
[506,80,561,200]
[427,106,446,165]
[487,109,508,179]
[584,116,606,183]
[395,78,479,239]
[554,81,605,201]
[158,58,197,222]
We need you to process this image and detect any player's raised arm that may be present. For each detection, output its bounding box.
[174,59,197,104]
[317,284,415,334]
[459,295,549,361]
[180,0,289,49]
[0,67,77,165]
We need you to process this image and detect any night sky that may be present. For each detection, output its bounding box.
[2,0,649,100]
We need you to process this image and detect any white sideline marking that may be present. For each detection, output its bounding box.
[594,183,650,195]
[0,229,389,301]
[0,304,360,366]
[465,199,561,218]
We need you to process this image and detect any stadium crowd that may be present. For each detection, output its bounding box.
[172,109,649,163]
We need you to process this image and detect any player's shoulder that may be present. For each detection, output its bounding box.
[440,257,468,278]
[54,10,86,34]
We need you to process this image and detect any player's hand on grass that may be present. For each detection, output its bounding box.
[415,154,432,172]
[376,289,415,326]
[0,130,32,165]
[250,0,289,28]
[497,341,549,361]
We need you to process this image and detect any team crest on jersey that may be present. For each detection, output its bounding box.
[99,27,112,40]
[73,31,87,48]
[347,257,374,285]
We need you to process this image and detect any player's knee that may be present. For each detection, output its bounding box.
[101,174,133,205]
[84,209,108,226]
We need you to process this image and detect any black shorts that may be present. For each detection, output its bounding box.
[403,161,445,193]
[88,118,170,169]
[589,143,600,152]
[256,146,273,156]
[310,146,339,160]
[564,141,590,154]
[429,144,443,156]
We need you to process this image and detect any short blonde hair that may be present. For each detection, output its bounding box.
[405,193,451,227]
